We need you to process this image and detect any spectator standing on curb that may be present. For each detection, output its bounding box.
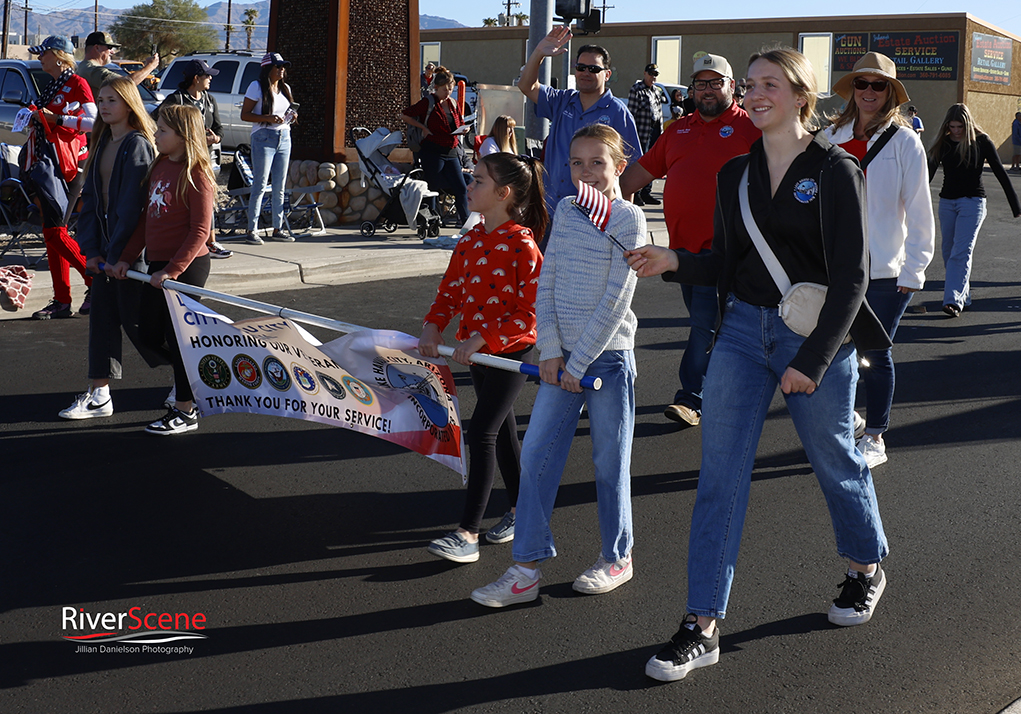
[516,26,642,223]
[627,63,667,206]
[76,31,158,96]
[620,53,759,428]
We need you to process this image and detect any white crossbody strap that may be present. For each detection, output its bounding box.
[739,165,792,296]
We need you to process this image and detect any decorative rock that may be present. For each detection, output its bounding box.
[317,166,336,181]
[289,161,302,185]
[319,191,338,209]
[349,195,367,212]
[335,171,350,189]
[366,186,383,202]
[298,176,310,187]
[347,180,367,197]
[372,196,388,210]
[319,208,338,226]
[347,163,361,180]
[340,192,350,209]
[334,163,348,179]
[361,204,380,222]
[319,179,336,191]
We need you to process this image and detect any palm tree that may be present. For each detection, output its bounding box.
[243,8,258,51]
[482,17,498,27]
[514,13,529,25]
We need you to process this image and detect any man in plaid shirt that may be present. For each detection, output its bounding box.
[627,63,667,205]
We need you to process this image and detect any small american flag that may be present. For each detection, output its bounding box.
[573,181,612,231]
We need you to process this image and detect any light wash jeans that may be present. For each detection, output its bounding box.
[512,349,637,565]
[939,196,987,309]
[248,128,292,233]
[687,296,888,619]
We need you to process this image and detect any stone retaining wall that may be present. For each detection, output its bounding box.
[285,159,399,227]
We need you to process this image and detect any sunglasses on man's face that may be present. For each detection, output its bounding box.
[853,78,889,92]
[575,63,608,74]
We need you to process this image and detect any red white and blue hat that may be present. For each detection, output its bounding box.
[29,35,75,55]
[260,52,291,68]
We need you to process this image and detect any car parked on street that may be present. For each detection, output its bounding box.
[158,50,263,150]
[0,59,163,146]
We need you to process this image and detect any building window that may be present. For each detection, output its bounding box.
[652,36,681,86]
[421,42,441,70]
[798,33,832,95]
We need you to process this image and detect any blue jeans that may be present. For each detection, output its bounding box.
[686,296,888,619]
[674,278,718,411]
[858,278,911,435]
[512,350,637,564]
[939,196,987,308]
[248,128,292,233]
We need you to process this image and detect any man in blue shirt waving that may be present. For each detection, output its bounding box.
[518,26,642,221]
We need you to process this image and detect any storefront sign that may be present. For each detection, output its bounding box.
[971,32,1012,85]
[832,33,869,73]
[870,31,959,80]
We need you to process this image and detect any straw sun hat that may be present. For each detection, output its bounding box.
[832,51,909,106]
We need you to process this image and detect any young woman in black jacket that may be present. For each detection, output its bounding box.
[58,76,158,420]
[627,47,891,683]
[927,103,1021,317]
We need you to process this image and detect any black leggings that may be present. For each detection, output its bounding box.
[460,346,533,533]
[139,256,211,404]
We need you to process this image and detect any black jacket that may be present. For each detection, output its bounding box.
[160,89,223,140]
[77,130,155,264]
[664,131,890,385]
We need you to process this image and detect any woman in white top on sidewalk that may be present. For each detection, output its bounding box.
[823,52,934,469]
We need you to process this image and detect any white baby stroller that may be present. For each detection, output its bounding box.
[350,127,440,239]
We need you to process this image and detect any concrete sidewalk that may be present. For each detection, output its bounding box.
[0,198,668,320]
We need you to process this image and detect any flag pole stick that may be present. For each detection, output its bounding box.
[113,267,602,390]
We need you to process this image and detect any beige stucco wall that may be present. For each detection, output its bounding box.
[965,91,1021,160]
[433,37,527,85]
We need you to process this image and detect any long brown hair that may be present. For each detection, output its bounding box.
[828,87,909,138]
[489,115,517,154]
[479,153,548,239]
[84,75,156,176]
[151,104,215,205]
[929,103,983,166]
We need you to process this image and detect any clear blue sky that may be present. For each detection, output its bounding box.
[420,1,1021,41]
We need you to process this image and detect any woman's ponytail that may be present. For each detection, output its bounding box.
[479,153,549,239]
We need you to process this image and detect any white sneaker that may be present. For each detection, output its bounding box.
[470,565,541,608]
[59,388,113,420]
[573,554,633,594]
[857,435,887,469]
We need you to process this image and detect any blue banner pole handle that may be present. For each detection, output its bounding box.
[436,345,602,391]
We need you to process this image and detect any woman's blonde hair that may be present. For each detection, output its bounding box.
[49,49,76,70]
[748,47,819,130]
[828,84,909,137]
[929,103,983,166]
[570,123,632,167]
[152,103,215,205]
[490,115,517,154]
[84,76,156,175]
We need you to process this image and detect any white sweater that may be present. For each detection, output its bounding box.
[823,121,935,290]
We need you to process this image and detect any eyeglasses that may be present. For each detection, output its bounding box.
[852,78,890,92]
[575,63,608,74]
[692,78,727,91]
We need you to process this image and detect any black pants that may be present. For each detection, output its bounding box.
[88,261,167,379]
[419,141,469,226]
[139,255,211,404]
[459,346,533,533]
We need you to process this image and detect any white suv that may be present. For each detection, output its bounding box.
[158,50,263,150]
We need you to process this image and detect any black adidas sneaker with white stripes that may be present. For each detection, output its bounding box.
[645,613,720,682]
[828,563,886,626]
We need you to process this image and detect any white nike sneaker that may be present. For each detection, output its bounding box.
[470,565,541,608]
[573,554,633,594]
[59,388,113,420]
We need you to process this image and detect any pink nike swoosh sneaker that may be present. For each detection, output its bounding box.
[471,565,542,607]
[573,554,634,594]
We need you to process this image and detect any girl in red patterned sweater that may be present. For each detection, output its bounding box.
[419,153,547,564]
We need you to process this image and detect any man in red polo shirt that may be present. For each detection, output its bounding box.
[622,53,759,427]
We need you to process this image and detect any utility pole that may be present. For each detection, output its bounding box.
[93,0,97,31]
[503,0,519,25]
[595,0,612,23]
[225,0,232,51]
[525,0,552,145]
[2,0,10,59]
[23,1,28,46]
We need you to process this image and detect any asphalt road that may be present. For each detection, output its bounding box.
[2,177,1021,713]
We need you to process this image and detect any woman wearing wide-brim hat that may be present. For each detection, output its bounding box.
[823,51,934,471]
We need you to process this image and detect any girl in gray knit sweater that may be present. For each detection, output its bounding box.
[471,124,646,608]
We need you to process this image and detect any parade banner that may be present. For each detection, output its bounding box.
[869,31,959,80]
[971,33,1012,85]
[165,290,466,476]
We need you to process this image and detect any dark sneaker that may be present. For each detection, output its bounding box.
[853,410,866,440]
[59,388,113,419]
[208,241,233,258]
[645,614,720,682]
[942,304,961,318]
[427,532,479,563]
[145,406,198,435]
[664,402,700,426]
[828,564,886,626]
[244,233,264,245]
[485,511,515,544]
[32,300,72,320]
[642,192,662,206]
[78,288,92,316]
[269,230,295,243]
[632,192,645,206]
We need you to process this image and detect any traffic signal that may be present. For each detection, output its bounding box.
[555,0,592,22]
